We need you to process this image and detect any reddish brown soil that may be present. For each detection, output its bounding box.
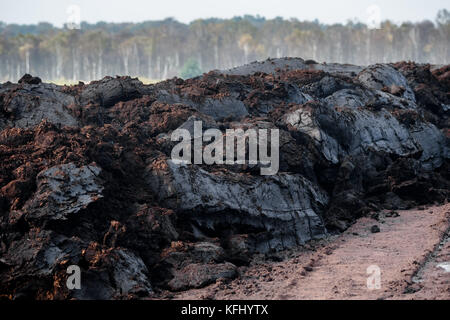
[173,204,450,300]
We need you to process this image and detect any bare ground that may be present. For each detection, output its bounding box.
[172,204,450,300]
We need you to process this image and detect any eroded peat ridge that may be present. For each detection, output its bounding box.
[0,58,449,299]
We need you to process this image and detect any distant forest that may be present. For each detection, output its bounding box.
[1,10,449,82]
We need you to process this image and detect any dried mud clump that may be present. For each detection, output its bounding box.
[0,57,449,299]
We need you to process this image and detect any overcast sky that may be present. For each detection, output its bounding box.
[0,0,448,26]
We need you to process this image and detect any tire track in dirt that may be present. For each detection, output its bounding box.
[173,204,450,300]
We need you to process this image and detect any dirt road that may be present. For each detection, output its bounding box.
[173,204,450,300]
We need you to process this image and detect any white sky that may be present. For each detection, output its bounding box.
[0,0,448,26]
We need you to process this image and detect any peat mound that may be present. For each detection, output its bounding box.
[0,58,449,299]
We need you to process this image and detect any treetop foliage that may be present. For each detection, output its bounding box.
[0,11,449,82]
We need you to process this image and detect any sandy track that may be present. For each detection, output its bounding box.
[173,204,450,300]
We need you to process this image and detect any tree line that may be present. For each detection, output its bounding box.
[0,10,449,82]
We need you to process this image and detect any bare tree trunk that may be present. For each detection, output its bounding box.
[25,50,30,74]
